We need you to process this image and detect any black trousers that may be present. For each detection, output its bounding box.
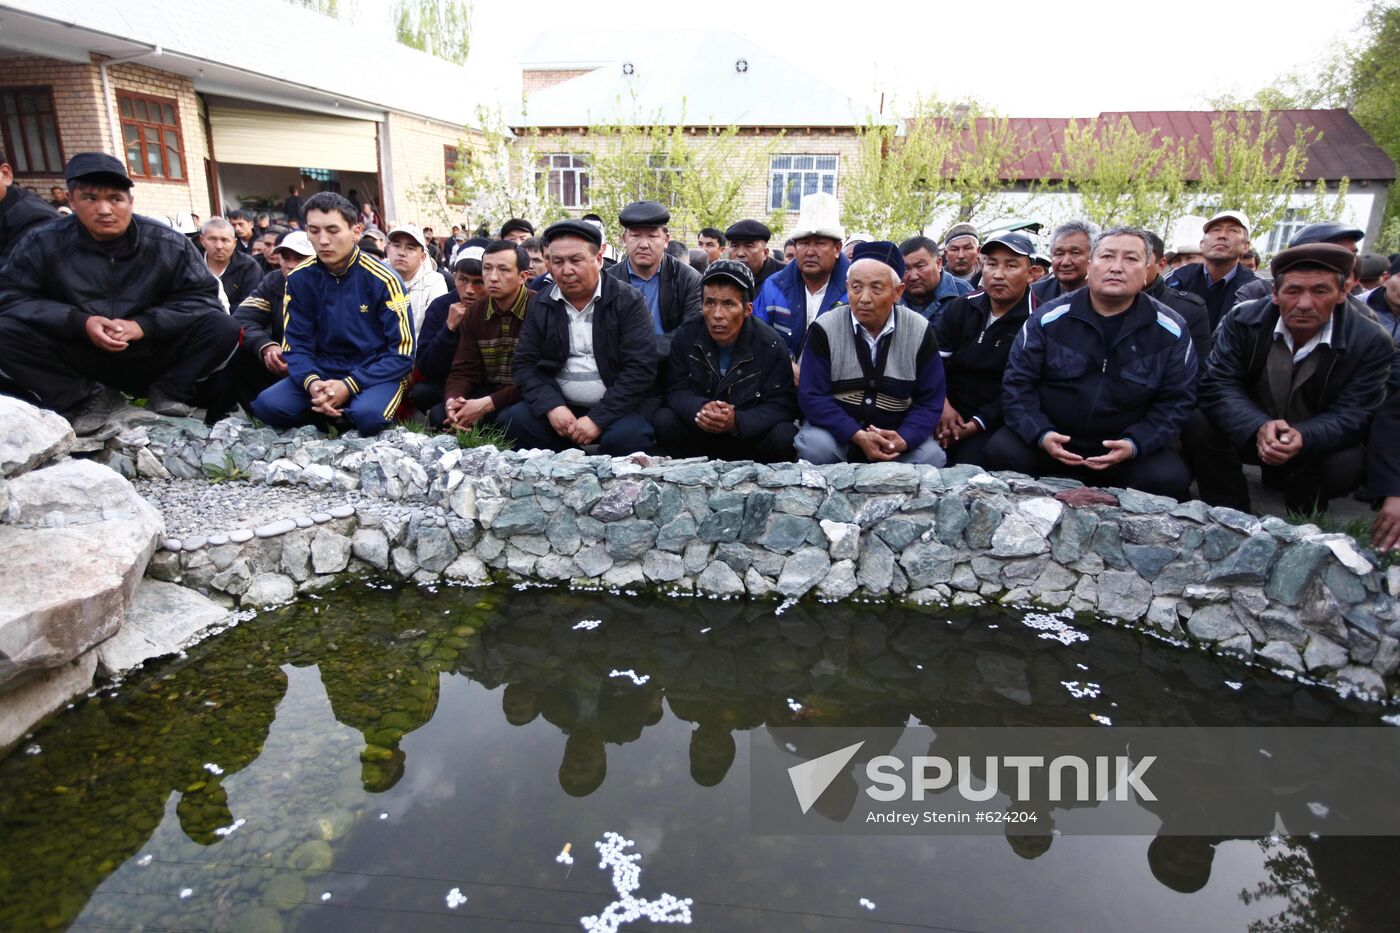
[202,350,279,423]
[1182,409,1364,514]
[984,426,1192,501]
[410,379,446,421]
[945,428,995,468]
[0,312,240,413]
[652,406,798,463]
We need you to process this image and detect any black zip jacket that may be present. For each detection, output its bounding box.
[0,184,59,267]
[215,248,264,309]
[1200,296,1394,454]
[1003,290,1197,458]
[664,314,797,439]
[933,287,1035,432]
[1145,275,1211,367]
[0,213,223,341]
[512,275,657,430]
[233,268,287,356]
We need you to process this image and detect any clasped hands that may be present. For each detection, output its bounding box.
[307,379,351,417]
[546,406,602,445]
[85,315,144,352]
[1256,419,1303,466]
[852,425,908,462]
[1040,432,1134,470]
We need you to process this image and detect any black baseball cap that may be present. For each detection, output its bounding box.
[64,152,133,189]
[981,232,1036,257]
[701,259,755,298]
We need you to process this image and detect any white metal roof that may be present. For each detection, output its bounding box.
[0,0,483,127]
[515,29,884,128]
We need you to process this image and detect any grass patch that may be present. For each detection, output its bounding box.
[1284,508,1399,568]
[203,453,248,484]
[453,422,514,451]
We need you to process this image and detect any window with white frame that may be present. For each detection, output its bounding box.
[537,153,590,208]
[1263,208,1306,254]
[769,154,837,211]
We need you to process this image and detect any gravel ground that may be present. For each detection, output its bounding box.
[134,479,360,538]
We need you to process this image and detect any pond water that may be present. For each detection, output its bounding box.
[1,582,1398,932]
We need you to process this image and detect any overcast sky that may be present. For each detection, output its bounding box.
[358,0,1370,117]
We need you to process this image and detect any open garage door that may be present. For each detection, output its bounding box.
[207,102,378,172]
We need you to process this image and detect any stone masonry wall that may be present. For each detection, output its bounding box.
[96,414,1400,703]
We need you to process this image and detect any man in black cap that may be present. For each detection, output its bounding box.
[1166,210,1258,331]
[500,218,534,244]
[0,144,59,265]
[1185,242,1393,514]
[1355,252,1387,294]
[0,152,238,434]
[604,200,702,359]
[653,259,798,462]
[989,227,1197,499]
[933,232,1038,466]
[795,241,947,465]
[724,219,783,291]
[498,219,657,455]
[898,235,974,323]
[1234,220,1365,307]
[941,223,981,285]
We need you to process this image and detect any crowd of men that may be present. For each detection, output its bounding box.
[3,149,1400,549]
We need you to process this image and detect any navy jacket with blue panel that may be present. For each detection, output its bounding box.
[1001,289,1197,458]
[754,252,850,359]
[281,247,415,396]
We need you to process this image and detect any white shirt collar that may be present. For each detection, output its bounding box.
[551,276,604,313]
[1273,314,1333,363]
[851,307,896,351]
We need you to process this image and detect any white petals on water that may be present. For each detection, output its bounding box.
[580,832,692,932]
[609,669,650,685]
[445,887,468,909]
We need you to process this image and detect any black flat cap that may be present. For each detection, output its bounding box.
[500,218,535,237]
[701,258,755,298]
[619,200,670,228]
[1270,242,1356,280]
[542,219,603,248]
[1289,221,1365,247]
[64,152,132,189]
[724,219,772,242]
[851,240,905,279]
[1356,252,1388,280]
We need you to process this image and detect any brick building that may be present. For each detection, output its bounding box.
[513,30,886,241]
[0,0,482,230]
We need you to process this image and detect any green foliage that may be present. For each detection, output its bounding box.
[583,103,784,244]
[292,0,340,16]
[407,105,568,234]
[454,422,514,450]
[842,99,1031,238]
[1195,111,1319,243]
[1051,116,1192,235]
[393,0,471,65]
[202,454,248,485]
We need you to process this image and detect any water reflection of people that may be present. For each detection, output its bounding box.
[559,731,607,798]
[502,683,539,726]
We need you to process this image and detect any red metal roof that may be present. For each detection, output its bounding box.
[928,110,1395,183]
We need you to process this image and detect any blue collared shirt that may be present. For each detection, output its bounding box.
[627,260,664,334]
[1204,263,1240,288]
